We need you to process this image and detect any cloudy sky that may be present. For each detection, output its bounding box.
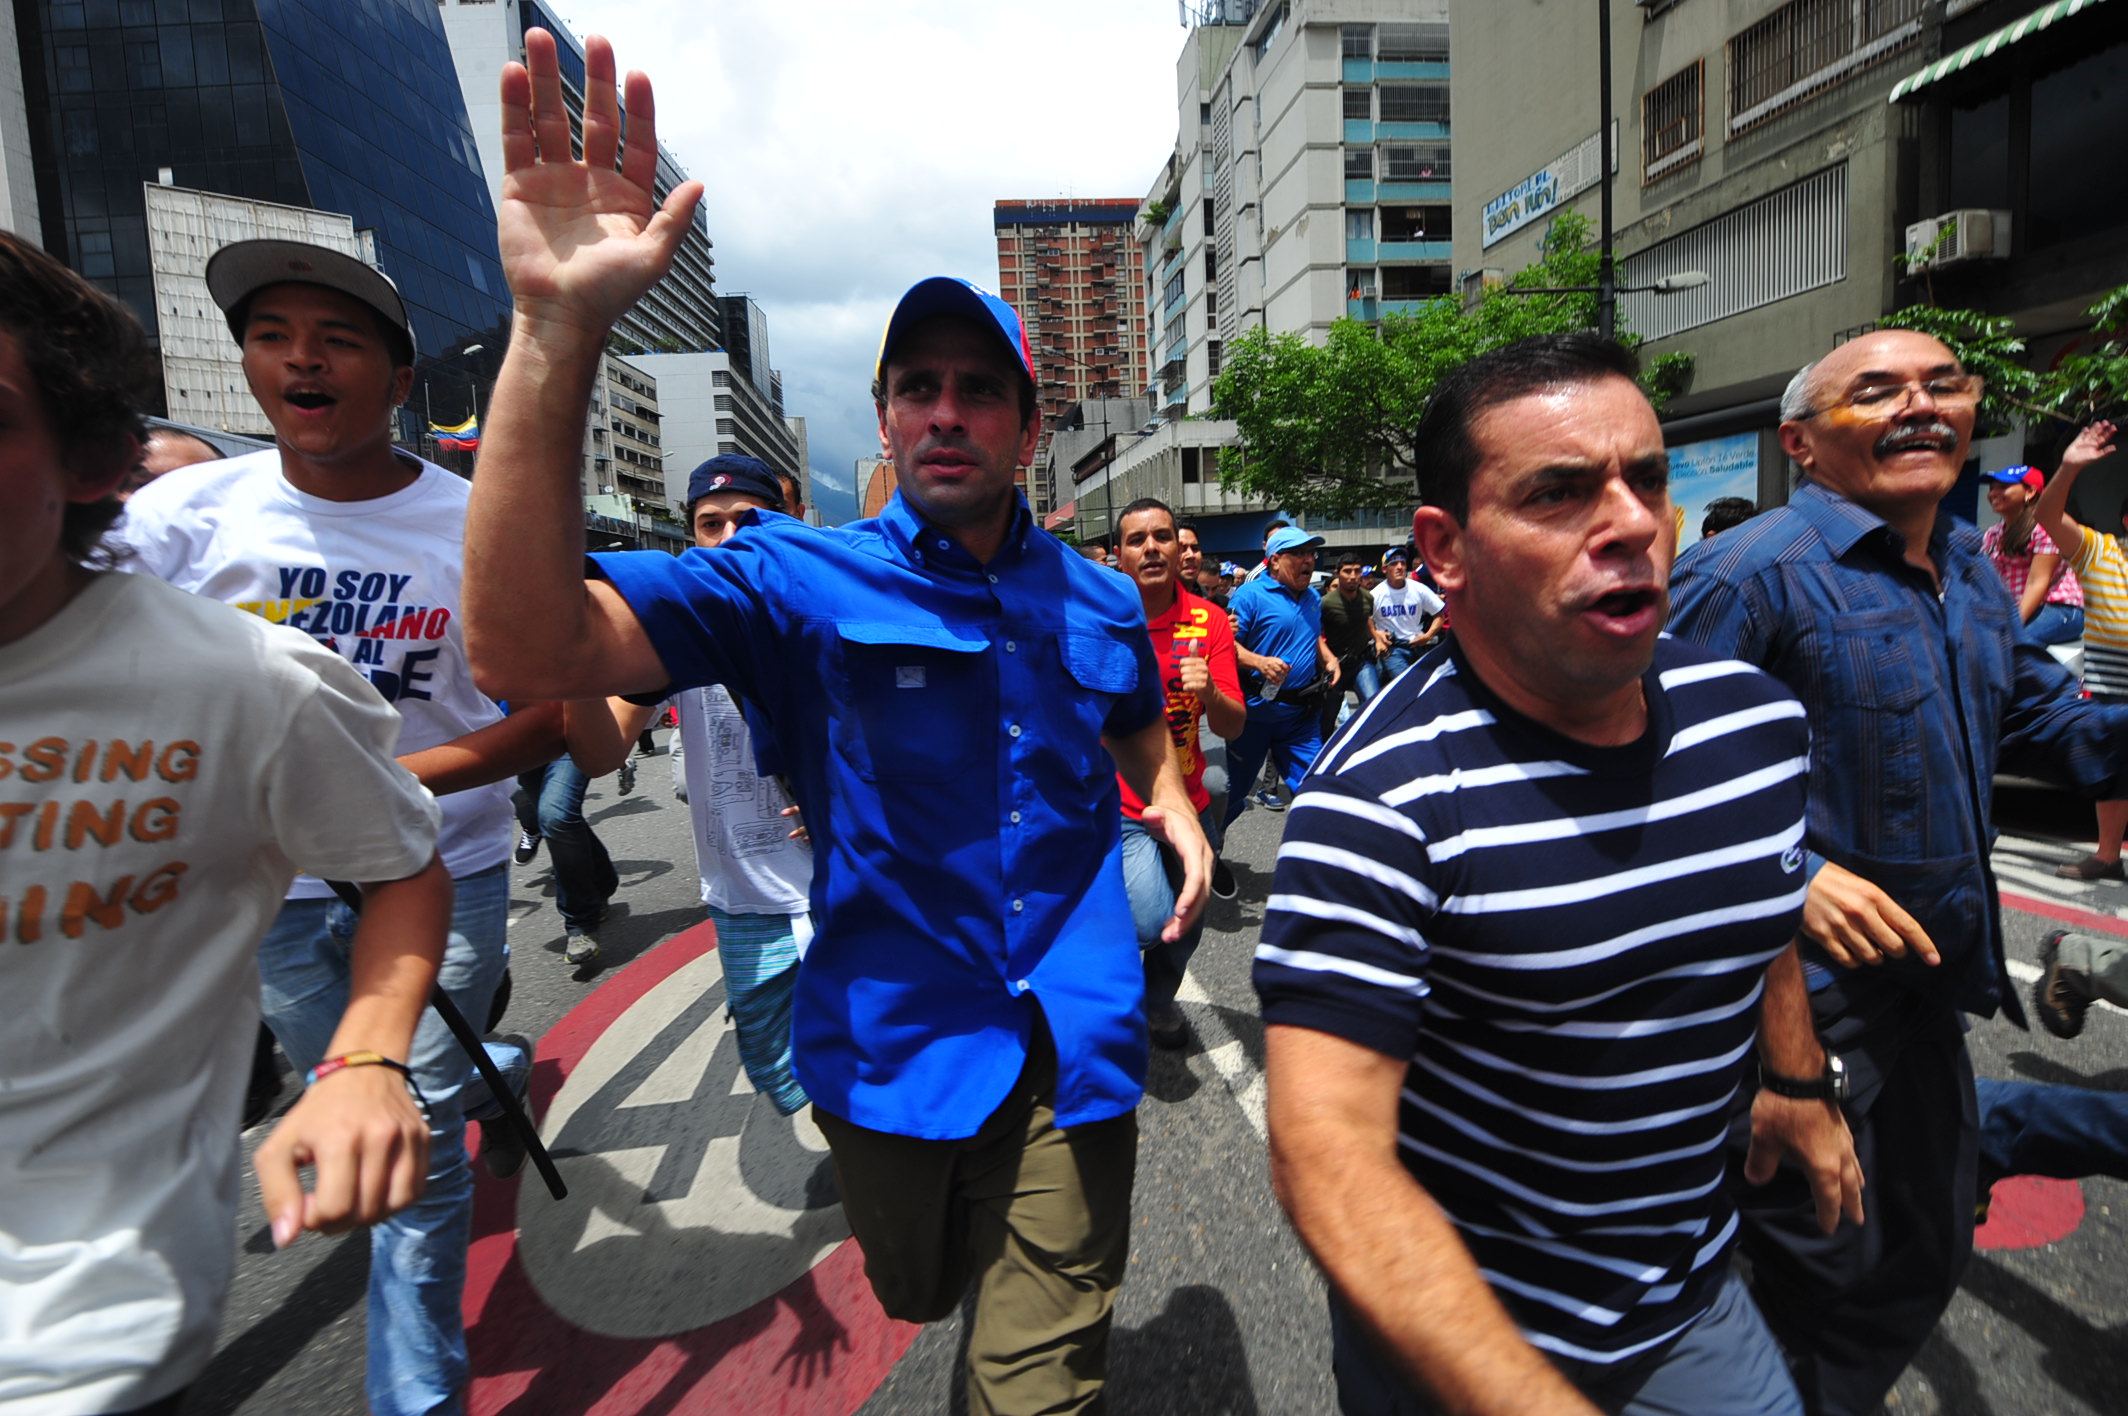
[552,0,1192,524]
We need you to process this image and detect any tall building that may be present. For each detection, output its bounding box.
[0,4,39,243]
[857,457,898,519]
[1451,0,2128,522]
[439,0,721,353]
[785,415,814,520]
[11,0,509,361]
[630,333,802,506]
[993,198,1150,515]
[1056,0,1443,560]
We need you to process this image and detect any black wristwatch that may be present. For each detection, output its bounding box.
[1759,1052,1849,1103]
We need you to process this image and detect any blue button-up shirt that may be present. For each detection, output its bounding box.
[1670,481,2128,1057]
[590,493,1163,1139]
[1228,574,1323,706]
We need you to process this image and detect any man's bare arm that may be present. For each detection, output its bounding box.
[565,697,659,778]
[1104,715,1212,942]
[464,29,697,702]
[398,701,565,796]
[1266,1025,1600,1416]
[1742,942,1864,1233]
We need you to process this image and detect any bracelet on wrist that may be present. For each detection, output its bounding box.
[305,1052,430,1111]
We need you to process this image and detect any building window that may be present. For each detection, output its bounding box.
[716,418,735,435]
[1204,249,1218,281]
[712,370,730,387]
[1346,209,1375,241]
[1202,196,1216,233]
[1182,447,1202,483]
[1200,101,1212,125]
[1376,21,1449,63]
[1348,268,1377,298]
[1642,60,1704,181]
[714,394,733,411]
[1344,148,1375,181]
[1381,144,1451,181]
[1251,2,1289,63]
[1616,163,1848,341]
[1726,0,1924,135]
[1378,85,1449,124]
[1382,267,1452,300]
[1343,88,1372,121]
[1207,340,1222,378]
[1163,268,1187,309]
[1340,25,1372,61]
[1381,205,1450,241]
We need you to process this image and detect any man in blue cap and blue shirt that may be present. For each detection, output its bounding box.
[1225,524,1342,823]
[459,29,1212,1412]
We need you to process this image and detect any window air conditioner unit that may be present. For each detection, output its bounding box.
[1905,209,2011,273]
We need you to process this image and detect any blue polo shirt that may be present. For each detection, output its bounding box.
[1228,573,1323,706]
[590,493,1164,1139]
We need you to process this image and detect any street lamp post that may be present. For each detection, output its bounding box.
[1598,0,1616,341]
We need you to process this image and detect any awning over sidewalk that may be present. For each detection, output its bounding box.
[1043,499,1076,531]
[1890,0,2113,101]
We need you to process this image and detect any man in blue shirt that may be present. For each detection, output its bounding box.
[460,32,1212,1413]
[1670,328,2128,1416]
[1225,525,1340,824]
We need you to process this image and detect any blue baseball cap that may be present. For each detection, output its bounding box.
[1265,526,1326,556]
[685,454,784,510]
[1982,464,2043,491]
[1382,546,1410,564]
[876,277,1036,386]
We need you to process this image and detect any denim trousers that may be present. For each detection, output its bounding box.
[256,862,511,1416]
[2016,602,2084,649]
[1119,808,1223,1012]
[1329,1270,1801,1416]
[1378,642,1421,686]
[1221,699,1325,830]
[513,758,617,931]
[1976,1076,2128,1192]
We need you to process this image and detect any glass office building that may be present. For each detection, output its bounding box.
[15,0,508,358]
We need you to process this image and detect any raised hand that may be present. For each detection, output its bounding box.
[497,29,703,338]
[2061,420,2119,477]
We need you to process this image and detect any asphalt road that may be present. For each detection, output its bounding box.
[180,754,2128,1416]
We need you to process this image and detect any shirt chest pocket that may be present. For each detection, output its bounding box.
[1818,607,1937,712]
[1054,630,1143,775]
[834,621,993,783]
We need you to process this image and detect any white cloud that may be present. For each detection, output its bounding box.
[551,0,1187,522]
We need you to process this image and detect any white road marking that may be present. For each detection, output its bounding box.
[1176,969,1268,1141]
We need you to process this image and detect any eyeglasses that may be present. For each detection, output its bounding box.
[1802,374,1985,420]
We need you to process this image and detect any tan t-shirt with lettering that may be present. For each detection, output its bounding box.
[0,572,438,1415]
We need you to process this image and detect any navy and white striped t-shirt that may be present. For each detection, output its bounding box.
[1255,635,1809,1367]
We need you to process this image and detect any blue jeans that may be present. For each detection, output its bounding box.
[1975,1076,2128,1193]
[1221,699,1324,830]
[2016,602,2084,648]
[1379,642,1421,685]
[257,863,511,1416]
[1330,1270,1801,1415]
[1120,808,1223,1012]
[513,759,616,931]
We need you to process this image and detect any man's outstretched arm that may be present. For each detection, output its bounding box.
[465,28,701,703]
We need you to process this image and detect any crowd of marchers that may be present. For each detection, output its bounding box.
[13,25,2128,1416]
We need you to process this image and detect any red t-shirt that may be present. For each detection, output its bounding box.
[1119,587,1242,819]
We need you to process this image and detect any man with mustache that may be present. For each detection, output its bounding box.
[1669,331,2128,1416]
[460,31,1211,1412]
[1259,334,1854,1416]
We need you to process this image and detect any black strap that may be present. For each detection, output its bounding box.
[326,880,566,1200]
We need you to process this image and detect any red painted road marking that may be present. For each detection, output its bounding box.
[1975,1175,2086,1251]
[462,921,916,1415]
[2000,889,2128,938]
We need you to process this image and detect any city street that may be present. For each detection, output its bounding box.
[180,750,2128,1416]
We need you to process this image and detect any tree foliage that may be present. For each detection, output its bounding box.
[1884,283,2128,437]
[1208,211,1696,518]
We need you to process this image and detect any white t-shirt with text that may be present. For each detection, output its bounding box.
[0,574,438,1414]
[674,686,812,917]
[121,450,511,892]
[1371,579,1445,645]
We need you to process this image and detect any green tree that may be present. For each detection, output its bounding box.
[1208,211,1695,518]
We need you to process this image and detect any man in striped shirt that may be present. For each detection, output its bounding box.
[1258,335,1859,1416]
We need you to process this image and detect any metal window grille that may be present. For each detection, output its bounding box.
[1643,60,1703,181]
[1343,88,1372,120]
[1376,21,1449,62]
[1617,164,1847,341]
[1378,85,1450,124]
[1340,25,1372,61]
[1381,144,1451,181]
[1727,0,1925,135]
[1345,147,1375,179]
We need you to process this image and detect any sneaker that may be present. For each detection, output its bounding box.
[2055,853,2125,881]
[478,1032,535,1180]
[513,829,542,866]
[2033,928,2094,1039]
[563,928,602,970]
[1210,859,1238,900]
[616,759,637,796]
[1148,1001,1189,1050]
[1256,789,1286,813]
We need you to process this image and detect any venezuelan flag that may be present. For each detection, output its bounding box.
[430,414,480,451]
